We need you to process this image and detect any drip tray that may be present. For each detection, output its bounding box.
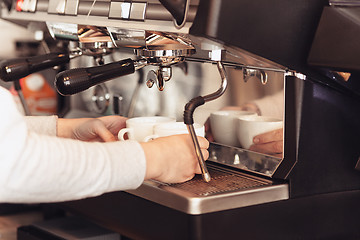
[127,164,289,215]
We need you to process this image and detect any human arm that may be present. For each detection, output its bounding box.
[141,135,209,183]
[57,116,127,142]
[25,115,127,142]
[0,87,208,203]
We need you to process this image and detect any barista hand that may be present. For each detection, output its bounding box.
[57,116,127,142]
[141,134,209,183]
[249,128,283,158]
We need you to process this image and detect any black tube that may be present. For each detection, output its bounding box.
[183,96,205,125]
[55,58,135,96]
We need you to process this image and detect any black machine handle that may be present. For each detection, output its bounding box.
[55,58,135,96]
[0,53,70,82]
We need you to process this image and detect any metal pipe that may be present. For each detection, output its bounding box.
[184,61,228,182]
[187,124,211,182]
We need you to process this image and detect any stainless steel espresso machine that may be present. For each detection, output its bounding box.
[1,0,360,239]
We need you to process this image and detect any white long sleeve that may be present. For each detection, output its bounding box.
[24,115,58,136]
[252,90,284,119]
[0,87,146,203]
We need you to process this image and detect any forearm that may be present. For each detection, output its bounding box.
[56,118,90,138]
[24,115,58,136]
[0,132,146,203]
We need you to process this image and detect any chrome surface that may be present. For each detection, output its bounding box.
[203,61,228,102]
[108,1,131,20]
[90,84,110,114]
[127,164,289,215]
[21,0,37,12]
[208,143,282,177]
[146,70,156,88]
[175,0,190,29]
[285,71,307,80]
[78,42,116,57]
[243,68,268,85]
[65,0,79,16]
[184,61,228,182]
[129,2,147,21]
[107,27,146,48]
[46,22,78,41]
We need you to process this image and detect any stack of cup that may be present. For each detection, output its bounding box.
[118,116,175,142]
[236,115,283,149]
[209,110,258,147]
[118,116,205,142]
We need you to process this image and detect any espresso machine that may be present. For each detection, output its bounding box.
[1,0,360,239]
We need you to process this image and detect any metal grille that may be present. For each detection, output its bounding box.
[169,167,271,196]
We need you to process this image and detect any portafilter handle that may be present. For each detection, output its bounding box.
[0,53,70,82]
[55,58,136,96]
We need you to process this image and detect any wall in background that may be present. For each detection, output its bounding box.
[0,19,35,59]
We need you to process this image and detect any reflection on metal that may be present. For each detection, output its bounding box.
[285,71,306,80]
[187,124,211,182]
[243,68,268,84]
[46,22,79,41]
[78,25,112,43]
[127,164,289,215]
[203,61,228,102]
[174,0,190,29]
[208,143,282,177]
[107,27,146,48]
[90,84,110,113]
[78,42,115,58]
[145,67,172,91]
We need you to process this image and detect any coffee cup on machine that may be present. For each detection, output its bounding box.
[236,115,283,150]
[118,116,175,142]
[143,122,205,142]
[210,110,258,147]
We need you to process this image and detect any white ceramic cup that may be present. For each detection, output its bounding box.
[210,110,258,147]
[143,122,205,142]
[236,115,283,149]
[118,116,175,142]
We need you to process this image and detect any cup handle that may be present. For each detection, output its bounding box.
[143,134,159,142]
[118,128,133,141]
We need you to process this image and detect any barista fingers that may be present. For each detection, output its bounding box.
[0,86,209,203]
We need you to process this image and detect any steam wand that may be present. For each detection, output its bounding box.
[183,61,228,182]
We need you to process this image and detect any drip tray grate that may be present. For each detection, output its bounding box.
[168,167,271,196]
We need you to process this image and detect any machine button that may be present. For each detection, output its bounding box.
[65,0,79,16]
[109,1,131,19]
[16,0,37,12]
[130,2,146,21]
[48,0,65,14]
